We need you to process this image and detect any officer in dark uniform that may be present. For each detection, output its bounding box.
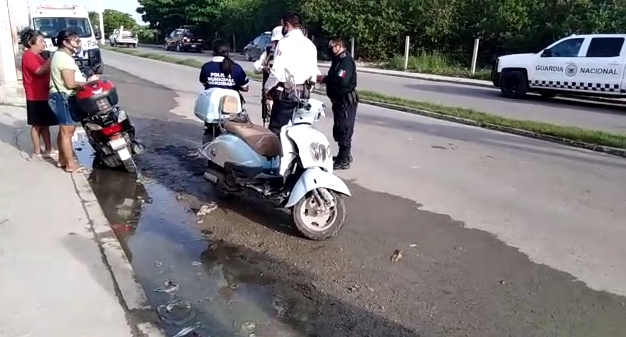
[317,37,358,170]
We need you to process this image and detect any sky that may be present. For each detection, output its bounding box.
[29,0,145,24]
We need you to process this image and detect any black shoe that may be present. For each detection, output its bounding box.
[333,158,350,170]
[333,154,353,163]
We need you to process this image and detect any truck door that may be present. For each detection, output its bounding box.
[531,37,584,86]
[574,36,625,95]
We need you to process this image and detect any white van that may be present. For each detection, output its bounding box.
[492,34,626,99]
[29,4,103,74]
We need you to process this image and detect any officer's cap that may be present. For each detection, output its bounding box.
[271,26,283,41]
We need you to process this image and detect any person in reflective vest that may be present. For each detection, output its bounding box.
[253,26,283,126]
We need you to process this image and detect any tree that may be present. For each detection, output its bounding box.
[133,0,626,64]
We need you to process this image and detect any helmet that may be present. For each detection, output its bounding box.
[271,26,283,41]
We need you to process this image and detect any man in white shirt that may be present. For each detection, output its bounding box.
[264,12,321,135]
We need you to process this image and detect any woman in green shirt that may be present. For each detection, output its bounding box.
[48,29,96,173]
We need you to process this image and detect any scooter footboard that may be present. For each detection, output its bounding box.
[284,167,351,208]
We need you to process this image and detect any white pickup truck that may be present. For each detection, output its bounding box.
[492,34,626,99]
[109,27,138,48]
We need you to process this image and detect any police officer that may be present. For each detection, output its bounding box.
[253,26,282,126]
[199,38,249,92]
[316,37,358,170]
[264,12,321,135]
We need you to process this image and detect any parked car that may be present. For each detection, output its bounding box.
[109,27,138,48]
[243,31,272,61]
[164,25,204,52]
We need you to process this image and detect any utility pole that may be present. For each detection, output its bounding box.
[0,0,22,105]
[98,0,105,44]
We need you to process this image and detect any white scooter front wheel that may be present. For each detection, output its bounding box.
[292,188,347,240]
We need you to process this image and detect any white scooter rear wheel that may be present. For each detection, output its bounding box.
[292,190,346,240]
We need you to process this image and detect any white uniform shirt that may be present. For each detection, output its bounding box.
[264,29,320,91]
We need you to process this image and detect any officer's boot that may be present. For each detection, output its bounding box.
[332,153,353,163]
[333,150,351,170]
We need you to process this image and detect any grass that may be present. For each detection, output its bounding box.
[386,51,491,81]
[102,45,626,150]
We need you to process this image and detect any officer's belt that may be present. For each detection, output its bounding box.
[331,90,359,105]
[274,83,311,100]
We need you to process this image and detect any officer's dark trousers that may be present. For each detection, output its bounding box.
[268,97,296,135]
[332,102,358,158]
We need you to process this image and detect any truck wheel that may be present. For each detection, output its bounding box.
[500,70,528,99]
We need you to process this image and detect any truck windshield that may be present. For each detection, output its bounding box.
[33,17,93,38]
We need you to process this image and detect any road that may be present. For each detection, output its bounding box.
[127,45,626,134]
[96,49,626,336]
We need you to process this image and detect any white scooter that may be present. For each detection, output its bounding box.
[193,73,351,240]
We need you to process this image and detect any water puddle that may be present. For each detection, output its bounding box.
[75,135,318,337]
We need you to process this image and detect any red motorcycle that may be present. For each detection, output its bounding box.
[75,73,144,172]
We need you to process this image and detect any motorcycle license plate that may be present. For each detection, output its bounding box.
[117,148,132,160]
[109,137,127,150]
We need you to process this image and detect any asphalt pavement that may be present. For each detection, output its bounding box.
[126,45,626,134]
[95,49,626,336]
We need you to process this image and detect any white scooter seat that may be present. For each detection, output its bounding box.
[223,120,281,157]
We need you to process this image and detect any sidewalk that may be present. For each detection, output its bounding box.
[0,105,160,337]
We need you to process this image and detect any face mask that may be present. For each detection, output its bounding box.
[281,26,288,36]
[65,40,80,54]
[328,46,335,57]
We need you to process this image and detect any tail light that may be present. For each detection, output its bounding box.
[101,123,123,136]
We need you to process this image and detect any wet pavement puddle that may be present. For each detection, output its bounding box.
[74,134,315,337]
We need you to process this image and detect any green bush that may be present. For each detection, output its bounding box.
[387,51,491,80]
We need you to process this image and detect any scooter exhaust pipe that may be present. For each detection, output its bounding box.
[203,170,219,183]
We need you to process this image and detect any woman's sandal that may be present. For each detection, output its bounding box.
[42,150,59,159]
[65,166,89,174]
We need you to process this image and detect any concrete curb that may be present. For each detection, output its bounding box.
[104,48,626,158]
[70,128,166,337]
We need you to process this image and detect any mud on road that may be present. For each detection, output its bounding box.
[86,66,626,337]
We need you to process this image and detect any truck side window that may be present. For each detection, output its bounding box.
[586,37,625,57]
[548,38,584,57]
